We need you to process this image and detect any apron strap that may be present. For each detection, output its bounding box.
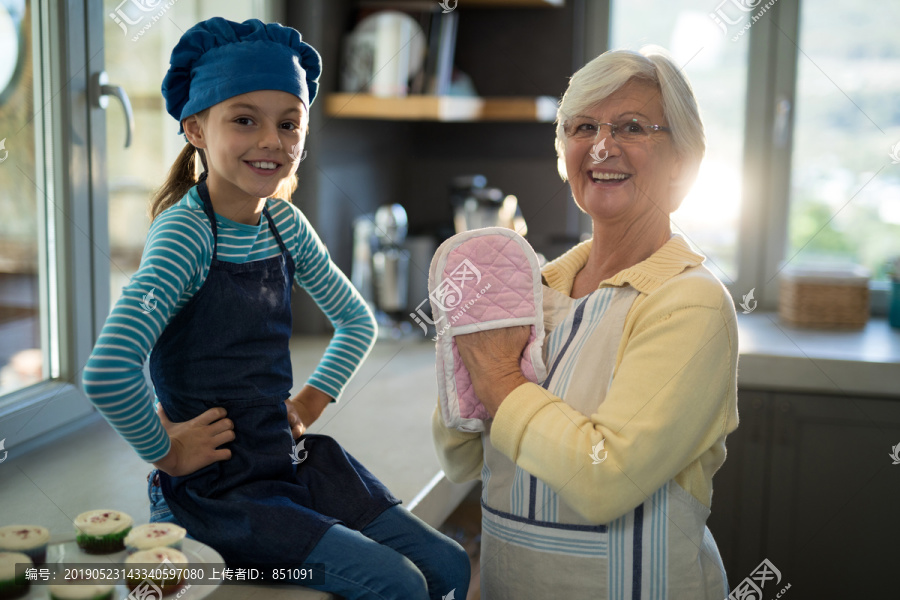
[196,179,294,275]
[262,206,296,275]
[196,180,219,261]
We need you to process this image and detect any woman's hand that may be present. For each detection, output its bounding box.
[285,385,333,438]
[455,325,531,416]
[152,405,234,477]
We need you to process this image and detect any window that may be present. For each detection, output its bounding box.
[0,0,101,451]
[611,0,750,284]
[0,0,47,397]
[787,0,900,280]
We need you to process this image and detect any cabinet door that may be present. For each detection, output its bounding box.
[764,392,900,595]
[706,390,771,586]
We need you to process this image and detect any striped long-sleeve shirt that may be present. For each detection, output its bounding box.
[82,185,376,463]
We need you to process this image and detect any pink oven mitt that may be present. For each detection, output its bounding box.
[429,227,547,432]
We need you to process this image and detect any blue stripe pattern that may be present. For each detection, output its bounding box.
[83,187,376,462]
[528,475,537,520]
[611,511,625,599]
[650,485,668,597]
[482,501,607,533]
[632,503,643,600]
[541,297,589,388]
[481,517,608,557]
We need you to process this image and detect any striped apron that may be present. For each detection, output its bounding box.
[479,285,729,599]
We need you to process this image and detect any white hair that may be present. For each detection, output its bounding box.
[554,45,706,183]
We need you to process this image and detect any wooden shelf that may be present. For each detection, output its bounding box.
[448,0,563,5]
[440,0,565,8]
[360,0,564,6]
[324,93,558,122]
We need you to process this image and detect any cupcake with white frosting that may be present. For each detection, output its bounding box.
[0,525,50,565]
[73,509,133,554]
[125,547,189,596]
[125,523,187,554]
[0,552,31,600]
[47,580,115,600]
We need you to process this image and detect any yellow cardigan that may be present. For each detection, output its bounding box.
[432,234,740,524]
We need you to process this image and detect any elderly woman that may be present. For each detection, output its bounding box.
[432,46,739,599]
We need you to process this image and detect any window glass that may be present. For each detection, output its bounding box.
[0,0,48,396]
[611,0,749,283]
[787,0,900,279]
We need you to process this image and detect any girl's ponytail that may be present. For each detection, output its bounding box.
[149,144,300,223]
[149,143,203,222]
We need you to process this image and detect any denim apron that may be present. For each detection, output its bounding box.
[149,180,399,567]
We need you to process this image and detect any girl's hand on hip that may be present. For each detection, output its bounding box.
[152,404,234,477]
[285,385,332,439]
[455,325,531,416]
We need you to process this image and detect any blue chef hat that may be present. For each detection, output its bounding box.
[161,17,322,134]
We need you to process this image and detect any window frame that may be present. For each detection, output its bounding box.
[0,0,106,453]
[737,0,800,312]
[746,0,890,313]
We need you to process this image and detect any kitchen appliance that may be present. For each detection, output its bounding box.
[449,174,528,235]
[341,11,426,97]
[352,204,414,339]
[404,234,438,326]
[351,214,376,307]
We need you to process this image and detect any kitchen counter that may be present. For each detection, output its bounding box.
[735,312,900,397]
[1,313,897,598]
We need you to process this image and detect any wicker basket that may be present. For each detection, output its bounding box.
[778,267,870,329]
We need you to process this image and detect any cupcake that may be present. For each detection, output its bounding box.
[125,523,187,554]
[48,580,115,600]
[74,509,133,554]
[125,547,189,597]
[0,525,50,565]
[0,552,31,600]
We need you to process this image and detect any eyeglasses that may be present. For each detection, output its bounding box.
[564,115,671,143]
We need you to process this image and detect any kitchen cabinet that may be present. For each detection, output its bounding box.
[706,390,770,582]
[707,390,900,594]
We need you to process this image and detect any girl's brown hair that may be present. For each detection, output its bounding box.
[148,127,299,222]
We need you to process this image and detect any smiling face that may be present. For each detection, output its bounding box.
[563,78,683,230]
[183,89,307,208]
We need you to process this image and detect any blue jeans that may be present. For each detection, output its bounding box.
[303,505,470,600]
[149,472,470,599]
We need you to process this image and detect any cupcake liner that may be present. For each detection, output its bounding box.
[125,580,185,597]
[16,545,47,567]
[0,576,29,600]
[126,539,183,555]
[75,529,131,554]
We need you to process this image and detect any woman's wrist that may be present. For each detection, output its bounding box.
[479,371,529,416]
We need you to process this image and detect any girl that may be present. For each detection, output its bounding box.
[83,17,469,600]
